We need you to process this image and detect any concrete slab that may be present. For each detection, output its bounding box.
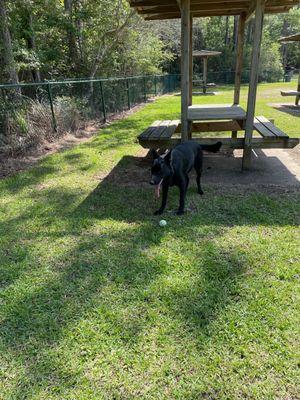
[202,147,300,187]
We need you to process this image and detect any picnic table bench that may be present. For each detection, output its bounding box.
[193,80,217,87]
[138,114,299,150]
[253,116,289,138]
[281,90,300,106]
[280,72,300,106]
[281,90,300,97]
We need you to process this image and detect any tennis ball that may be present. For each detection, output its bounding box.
[159,220,167,227]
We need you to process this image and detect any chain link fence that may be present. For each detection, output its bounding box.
[195,69,286,85]
[0,69,288,156]
[0,74,180,156]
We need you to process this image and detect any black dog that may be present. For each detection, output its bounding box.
[150,140,222,215]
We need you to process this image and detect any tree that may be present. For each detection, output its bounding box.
[64,0,80,73]
[16,0,41,82]
[0,0,19,84]
[1,0,299,83]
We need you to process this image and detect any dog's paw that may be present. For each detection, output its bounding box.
[198,189,204,196]
[176,210,185,216]
[154,209,163,216]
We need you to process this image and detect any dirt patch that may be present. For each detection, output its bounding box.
[92,146,300,194]
[0,122,100,179]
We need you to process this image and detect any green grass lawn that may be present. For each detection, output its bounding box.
[0,82,299,399]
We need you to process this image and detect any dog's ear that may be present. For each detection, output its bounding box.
[164,150,172,164]
[151,149,159,160]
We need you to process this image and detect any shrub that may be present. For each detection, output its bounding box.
[0,95,82,156]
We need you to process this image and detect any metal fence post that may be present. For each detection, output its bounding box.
[46,83,57,132]
[126,78,131,110]
[154,75,157,96]
[99,80,107,122]
[0,88,8,140]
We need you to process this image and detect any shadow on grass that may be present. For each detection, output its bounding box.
[270,103,300,118]
[1,220,246,397]
[0,164,58,194]
[0,154,299,397]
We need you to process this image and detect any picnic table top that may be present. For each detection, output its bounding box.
[187,104,247,121]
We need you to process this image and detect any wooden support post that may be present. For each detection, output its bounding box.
[234,13,246,105]
[203,57,208,94]
[232,12,246,139]
[242,0,265,170]
[181,0,190,142]
[189,14,193,106]
[188,13,193,139]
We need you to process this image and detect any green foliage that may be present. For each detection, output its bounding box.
[1,0,173,80]
[0,1,299,84]
[260,34,284,82]
[14,111,28,135]
[161,10,300,81]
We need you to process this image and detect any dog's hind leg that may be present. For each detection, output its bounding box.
[185,174,190,191]
[196,171,203,195]
[194,156,204,195]
[177,177,187,215]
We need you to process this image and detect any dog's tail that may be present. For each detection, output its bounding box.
[201,141,222,153]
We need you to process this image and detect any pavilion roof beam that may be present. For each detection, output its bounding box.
[144,4,296,19]
[130,0,299,6]
[246,0,300,20]
[139,2,255,14]
[279,33,300,42]
[130,0,249,6]
[145,10,248,19]
[245,0,257,21]
[130,0,299,19]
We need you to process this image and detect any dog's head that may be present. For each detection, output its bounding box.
[149,150,172,196]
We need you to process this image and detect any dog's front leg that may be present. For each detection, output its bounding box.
[154,183,169,215]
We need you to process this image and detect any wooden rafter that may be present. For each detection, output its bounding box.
[129,0,299,19]
[279,33,300,42]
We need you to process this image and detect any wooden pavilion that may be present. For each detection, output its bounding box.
[190,50,222,94]
[279,33,300,105]
[130,0,300,169]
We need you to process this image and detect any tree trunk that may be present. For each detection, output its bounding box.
[224,16,230,45]
[0,0,19,84]
[246,19,254,45]
[64,0,79,72]
[74,0,84,67]
[89,10,135,80]
[0,0,20,145]
[281,18,289,70]
[25,11,41,82]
